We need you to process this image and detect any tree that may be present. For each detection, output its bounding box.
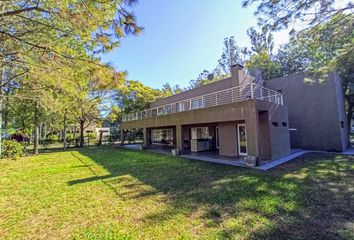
[275,39,311,76]
[244,0,354,133]
[242,0,353,32]
[115,80,165,114]
[297,14,354,132]
[245,50,281,80]
[244,26,279,80]
[217,37,244,75]
[1,0,142,66]
[161,83,183,95]
[0,0,142,155]
[247,26,274,55]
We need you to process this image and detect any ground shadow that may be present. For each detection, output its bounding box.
[68,147,354,239]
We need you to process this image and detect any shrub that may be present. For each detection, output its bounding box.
[66,134,77,147]
[2,140,25,160]
[41,139,51,149]
[47,134,60,143]
[86,133,96,140]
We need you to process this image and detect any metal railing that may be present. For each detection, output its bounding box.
[122,83,283,122]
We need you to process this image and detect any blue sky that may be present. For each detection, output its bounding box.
[101,0,290,89]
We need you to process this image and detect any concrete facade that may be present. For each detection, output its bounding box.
[121,66,348,164]
[265,72,348,151]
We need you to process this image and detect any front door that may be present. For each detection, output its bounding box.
[237,124,247,156]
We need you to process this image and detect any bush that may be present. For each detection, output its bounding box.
[47,134,60,143]
[2,140,25,160]
[86,133,96,141]
[41,139,51,149]
[66,134,77,147]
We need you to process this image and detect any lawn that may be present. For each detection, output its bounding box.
[0,147,353,239]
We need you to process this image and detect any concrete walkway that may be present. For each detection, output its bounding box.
[120,144,354,171]
[255,150,309,171]
[255,148,354,170]
[180,154,248,168]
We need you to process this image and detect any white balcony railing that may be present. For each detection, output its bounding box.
[122,83,283,122]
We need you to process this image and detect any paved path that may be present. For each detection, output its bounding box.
[121,144,354,171]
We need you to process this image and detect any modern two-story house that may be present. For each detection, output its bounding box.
[121,64,349,164]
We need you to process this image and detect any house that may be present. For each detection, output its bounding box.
[60,124,110,140]
[121,64,348,164]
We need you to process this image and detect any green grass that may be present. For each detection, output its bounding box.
[0,147,353,239]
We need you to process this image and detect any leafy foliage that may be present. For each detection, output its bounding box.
[242,0,353,31]
[247,26,274,55]
[0,0,141,153]
[47,134,60,143]
[1,140,25,160]
[246,50,281,80]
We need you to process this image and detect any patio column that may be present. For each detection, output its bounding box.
[143,127,149,147]
[120,128,125,146]
[175,124,182,151]
[245,114,260,158]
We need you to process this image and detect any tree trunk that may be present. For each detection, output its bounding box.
[98,131,103,146]
[346,104,353,136]
[33,101,39,155]
[120,128,126,145]
[63,111,67,150]
[2,87,9,130]
[79,120,85,148]
[0,69,3,159]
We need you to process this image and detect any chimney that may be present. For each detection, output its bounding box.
[231,63,244,86]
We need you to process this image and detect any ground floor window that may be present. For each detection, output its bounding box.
[151,129,174,145]
[191,127,210,152]
[191,127,209,139]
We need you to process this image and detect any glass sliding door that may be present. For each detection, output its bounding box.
[237,124,247,156]
[151,129,174,146]
[215,126,219,149]
[191,127,210,152]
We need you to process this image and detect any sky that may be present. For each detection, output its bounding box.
[101,0,291,89]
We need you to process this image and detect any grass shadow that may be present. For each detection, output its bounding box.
[70,147,354,239]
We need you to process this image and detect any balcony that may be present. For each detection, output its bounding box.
[122,83,283,122]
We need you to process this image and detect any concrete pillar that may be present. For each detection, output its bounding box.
[245,114,260,158]
[143,127,149,147]
[175,124,182,151]
[120,128,125,145]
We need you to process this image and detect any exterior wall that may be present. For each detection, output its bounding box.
[180,123,217,153]
[267,105,291,159]
[150,77,233,108]
[122,100,257,130]
[145,126,176,147]
[150,64,254,108]
[122,100,289,159]
[122,100,261,157]
[95,127,110,138]
[256,101,291,160]
[258,111,271,160]
[265,72,348,151]
[218,122,238,156]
